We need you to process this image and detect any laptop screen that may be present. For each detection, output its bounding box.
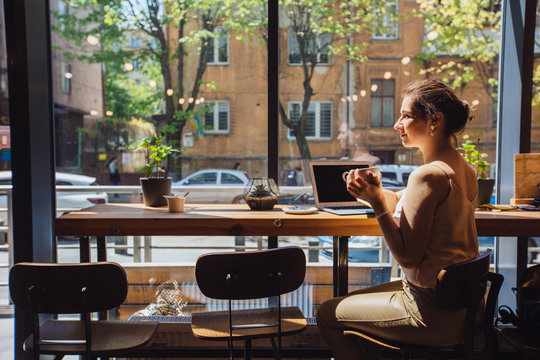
[309,161,371,207]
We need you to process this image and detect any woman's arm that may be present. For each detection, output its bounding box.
[346,167,447,269]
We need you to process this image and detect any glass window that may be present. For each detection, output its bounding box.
[60,63,71,94]
[288,28,332,65]
[204,101,229,134]
[371,79,394,128]
[130,36,139,49]
[288,101,332,140]
[221,173,243,184]
[372,0,398,40]
[188,172,218,185]
[208,27,229,65]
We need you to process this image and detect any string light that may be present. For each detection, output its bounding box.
[166,89,174,96]
[472,99,480,106]
[383,72,392,79]
[401,56,411,65]
[90,110,98,116]
[370,84,378,92]
[64,72,73,79]
[86,35,99,46]
[352,94,358,101]
[179,98,185,104]
[199,97,205,103]
[124,62,134,72]
[360,90,367,97]
[427,30,438,41]
[148,80,157,88]
[188,97,194,103]
[105,111,113,116]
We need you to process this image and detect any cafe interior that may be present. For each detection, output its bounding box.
[3,0,540,359]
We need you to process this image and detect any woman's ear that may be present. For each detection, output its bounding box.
[431,111,443,125]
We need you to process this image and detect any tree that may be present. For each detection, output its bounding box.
[233,0,394,160]
[414,0,501,100]
[54,0,239,176]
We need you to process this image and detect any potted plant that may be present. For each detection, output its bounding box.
[243,178,279,210]
[138,134,179,207]
[459,135,494,205]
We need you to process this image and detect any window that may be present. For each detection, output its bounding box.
[372,0,398,40]
[60,63,71,94]
[370,79,394,127]
[208,27,229,65]
[204,101,229,134]
[288,101,332,140]
[288,28,332,65]
[221,173,244,184]
[130,36,139,49]
[186,172,218,185]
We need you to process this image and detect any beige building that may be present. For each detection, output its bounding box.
[174,2,539,180]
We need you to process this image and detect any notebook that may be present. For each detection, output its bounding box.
[309,160,375,215]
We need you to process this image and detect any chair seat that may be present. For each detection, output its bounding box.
[192,306,307,340]
[24,320,158,355]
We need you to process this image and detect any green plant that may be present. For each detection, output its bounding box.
[138,134,179,178]
[249,184,272,198]
[458,135,490,179]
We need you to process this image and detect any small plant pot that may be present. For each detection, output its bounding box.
[243,177,279,211]
[477,178,495,205]
[140,177,172,207]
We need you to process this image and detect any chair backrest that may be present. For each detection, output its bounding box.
[436,249,492,311]
[9,262,128,314]
[195,246,306,300]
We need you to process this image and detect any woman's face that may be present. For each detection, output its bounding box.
[394,95,430,148]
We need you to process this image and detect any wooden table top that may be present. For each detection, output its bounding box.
[55,203,540,237]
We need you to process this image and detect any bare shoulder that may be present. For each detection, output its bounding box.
[409,163,448,184]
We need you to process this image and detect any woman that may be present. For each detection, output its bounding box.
[316,79,479,360]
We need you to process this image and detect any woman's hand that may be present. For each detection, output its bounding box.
[346,169,384,206]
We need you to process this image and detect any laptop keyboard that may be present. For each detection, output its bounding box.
[326,206,368,210]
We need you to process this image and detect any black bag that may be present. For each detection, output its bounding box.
[497,264,540,331]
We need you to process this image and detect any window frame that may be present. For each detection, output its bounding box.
[288,28,333,66]
[207,27,229,66]
[203,100,230,135]
[370,79,395,128]
[372,0,399,40]
[287,100,333,141]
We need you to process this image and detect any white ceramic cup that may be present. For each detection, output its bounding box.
[342,167,381,183]
[163,195,186,212]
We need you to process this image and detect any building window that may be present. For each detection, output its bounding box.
[288,28,332,65]
[370,79,394,127]
[372,0,398,40]
[208,27,229,65]
[60,63,71,94]
[204,101,229,134]
[288,101,332,140]
[130,36,140,49]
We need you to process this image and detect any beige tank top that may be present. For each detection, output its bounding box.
[400,163,479,289]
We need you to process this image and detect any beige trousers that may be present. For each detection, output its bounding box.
[316,279,467,360]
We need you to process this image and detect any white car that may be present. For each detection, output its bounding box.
[172,169,250,204]
[0,171,108,211]
[378,164,419,186]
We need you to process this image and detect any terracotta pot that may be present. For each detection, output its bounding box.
[140,177,172,207]
[477,178,495,205]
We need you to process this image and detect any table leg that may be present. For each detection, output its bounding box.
[333,236,349,297]
[517,236,528,286]
[97,236,107,262]
[79,236,90,262]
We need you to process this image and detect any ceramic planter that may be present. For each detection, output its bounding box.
[477,178,495,205]
[140,177,172,207]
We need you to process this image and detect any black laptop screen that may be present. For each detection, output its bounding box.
[312,163,370,203]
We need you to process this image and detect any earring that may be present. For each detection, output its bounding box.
[430,125,435,136]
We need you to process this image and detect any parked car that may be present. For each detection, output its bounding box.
[0,171,108,211]
[172,169,250,203]
[318,235,386,263]
[377,164,419,186]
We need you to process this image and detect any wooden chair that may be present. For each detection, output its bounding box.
[343,249,504,360]
[191,246,307,360]
[9,262,158,360]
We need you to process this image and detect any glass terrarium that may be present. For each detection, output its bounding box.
[243,178,280,210]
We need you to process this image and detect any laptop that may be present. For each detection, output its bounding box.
[309,160,375,215]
